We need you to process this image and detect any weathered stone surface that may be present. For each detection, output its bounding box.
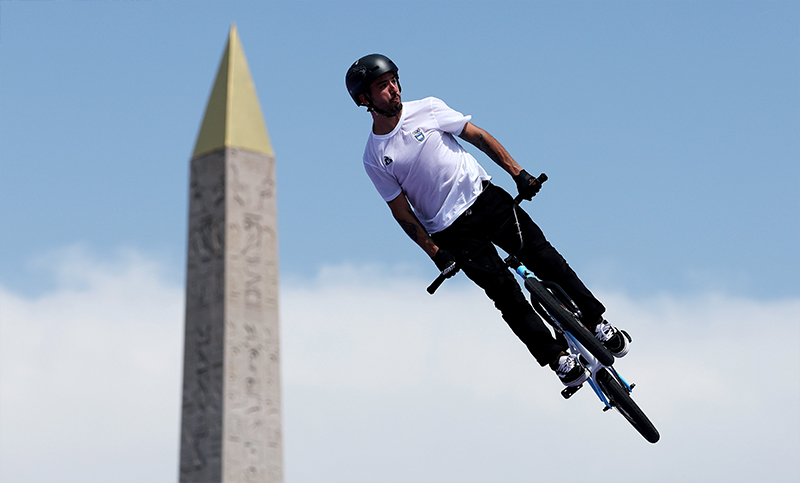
[180,150,227,482]
[180,147,282,483]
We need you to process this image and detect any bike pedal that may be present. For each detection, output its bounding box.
[622,330,632,342]
[561,384,582,399]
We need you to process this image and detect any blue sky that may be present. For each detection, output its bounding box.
[1,2,799,483]
[1,0,798,299]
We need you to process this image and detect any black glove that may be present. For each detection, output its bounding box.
[432,249,459,278]
[513,169,541,201]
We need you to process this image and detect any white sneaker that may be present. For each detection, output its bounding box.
[553,353,589,387]
[595,320,630,358]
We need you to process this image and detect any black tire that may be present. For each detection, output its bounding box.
[525,278,615,367]
[596,369,660,443]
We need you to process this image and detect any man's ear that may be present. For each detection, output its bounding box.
[357,93,370,107]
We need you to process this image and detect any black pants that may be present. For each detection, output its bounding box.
[431,183,605,367]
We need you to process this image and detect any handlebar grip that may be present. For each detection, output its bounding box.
[427,273,447,294]
[513,172,548,204]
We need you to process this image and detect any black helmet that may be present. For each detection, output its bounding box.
[345,53,400,107]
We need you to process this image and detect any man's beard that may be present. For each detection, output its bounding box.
[371,95,402,117]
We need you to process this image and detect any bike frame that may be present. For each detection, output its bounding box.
[509,261,633,409]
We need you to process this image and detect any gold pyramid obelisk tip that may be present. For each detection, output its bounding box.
[193,24,274,158]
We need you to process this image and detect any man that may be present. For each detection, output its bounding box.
[346,54,629,387]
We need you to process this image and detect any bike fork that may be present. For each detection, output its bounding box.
[609,365,635,392]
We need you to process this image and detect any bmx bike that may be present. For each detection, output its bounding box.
[427,174,660,443]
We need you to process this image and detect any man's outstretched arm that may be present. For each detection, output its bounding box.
[459,121,542,200]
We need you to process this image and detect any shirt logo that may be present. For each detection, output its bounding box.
[383,156,393,166]
[413,128,425,142]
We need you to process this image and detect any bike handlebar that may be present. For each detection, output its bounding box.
[426,270,449,295]
[427,172,548,295]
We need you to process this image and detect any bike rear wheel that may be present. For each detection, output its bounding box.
[525,278,615,367]
[596,368,660,443]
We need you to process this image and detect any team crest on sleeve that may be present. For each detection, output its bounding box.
[413,128,425,142]
[382,155,393,167]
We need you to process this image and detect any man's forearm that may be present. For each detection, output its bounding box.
[395,210,438,257]
[387,193,439,258]
[459,122,522,176]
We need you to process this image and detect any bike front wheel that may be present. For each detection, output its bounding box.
[525,278,615,367]
[596,368,660,443]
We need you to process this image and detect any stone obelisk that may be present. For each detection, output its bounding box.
[179,25,282,483]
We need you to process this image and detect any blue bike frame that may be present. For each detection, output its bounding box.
[510,261,634,409]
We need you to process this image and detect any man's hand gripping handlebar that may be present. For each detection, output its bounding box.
[426,173,548,294]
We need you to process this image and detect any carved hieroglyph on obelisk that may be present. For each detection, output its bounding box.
[179,25,282,483]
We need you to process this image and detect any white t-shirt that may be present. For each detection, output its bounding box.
[363,97,491,234]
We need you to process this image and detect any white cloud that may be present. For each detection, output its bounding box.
[282,267,800,483]
[1,252,798,483]
[0,247,184,483]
